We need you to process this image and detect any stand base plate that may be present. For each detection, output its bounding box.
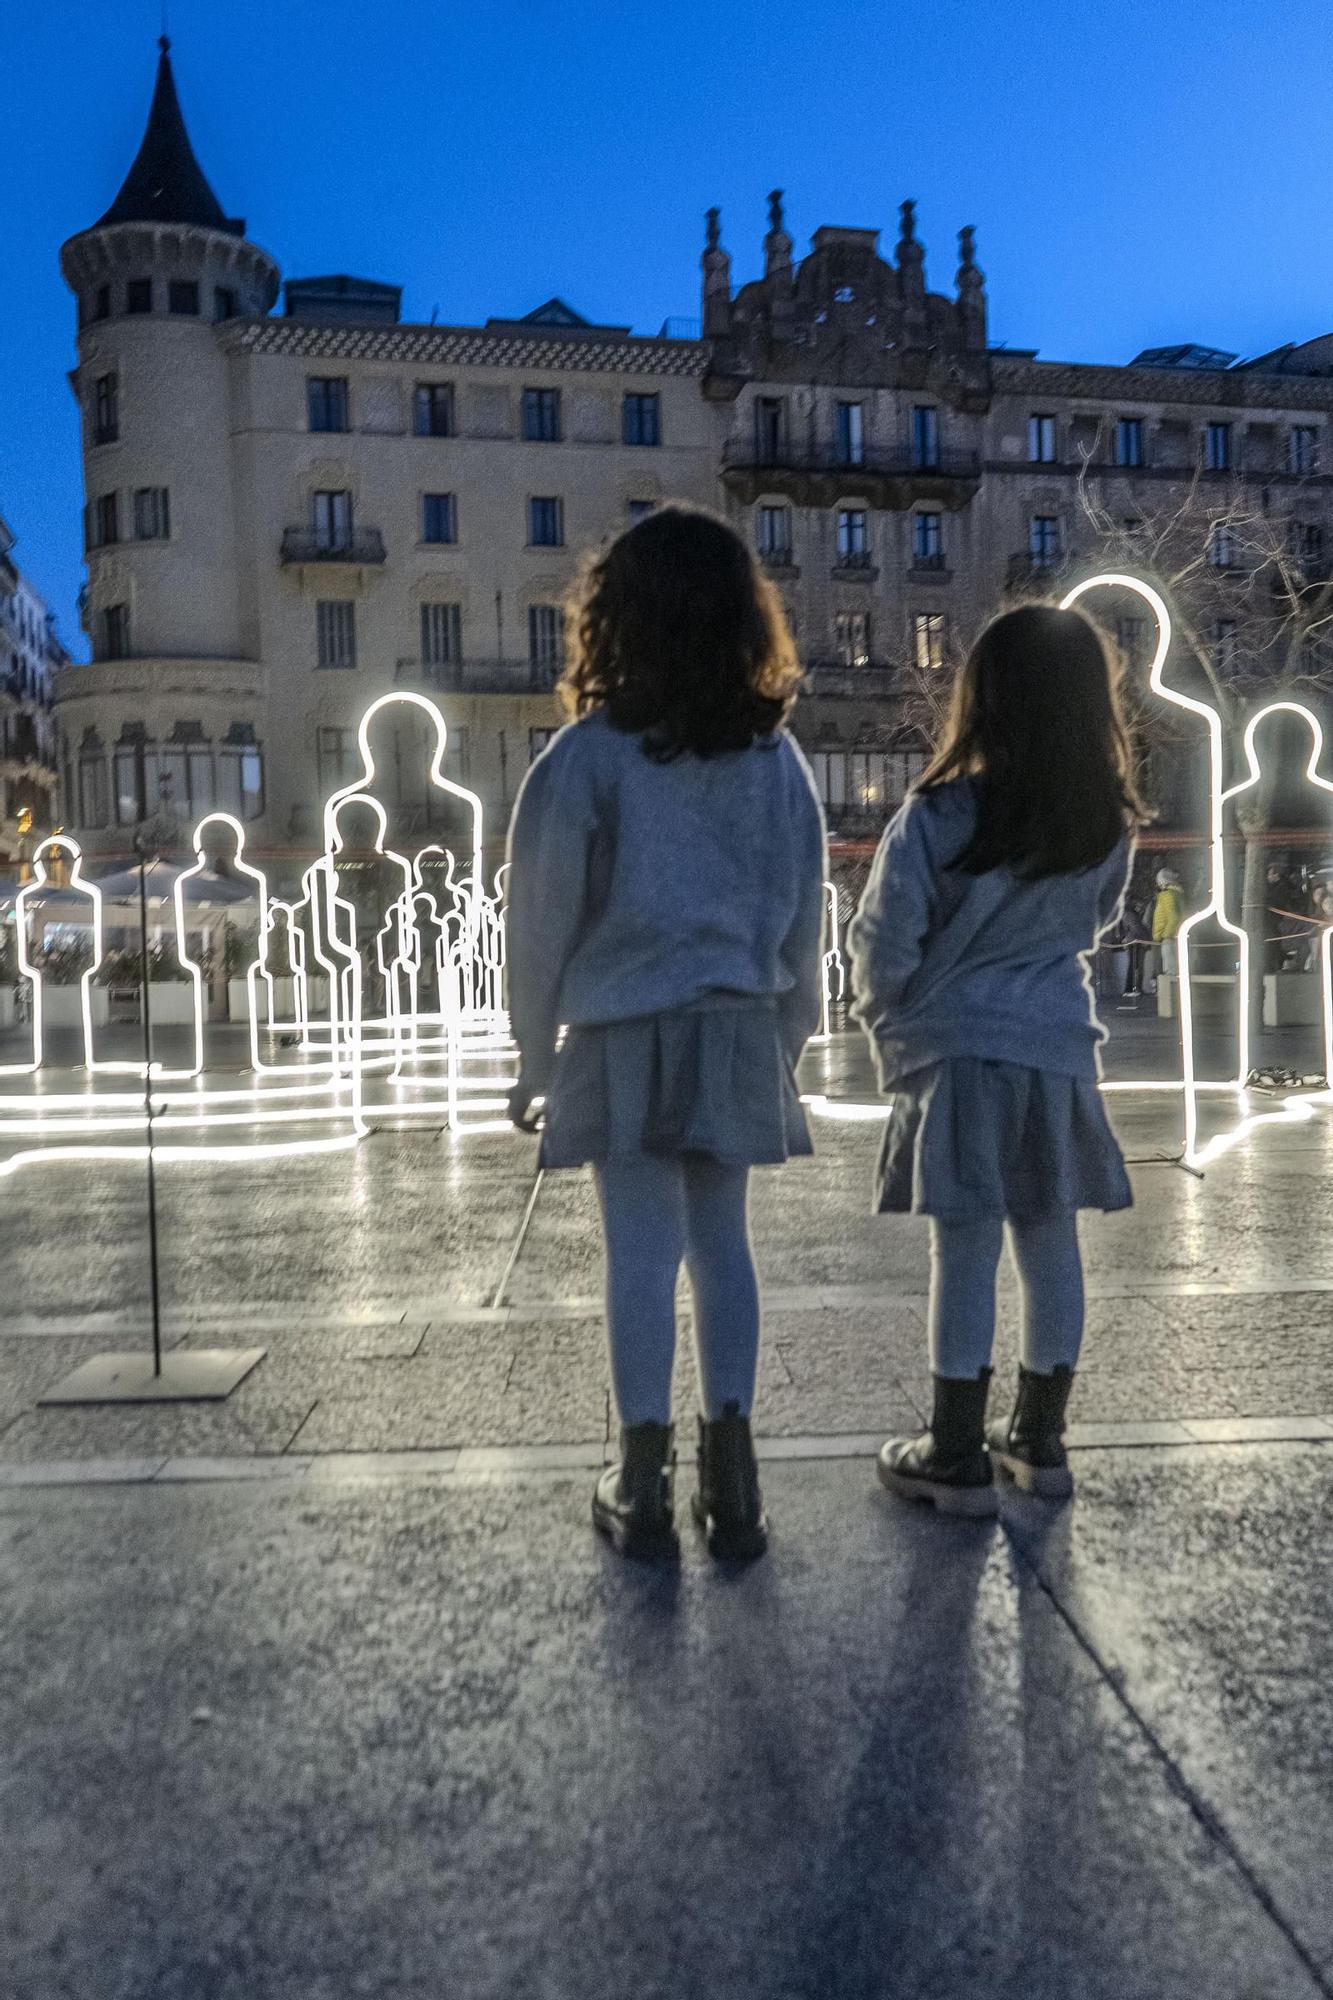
[38,1349,266,1407]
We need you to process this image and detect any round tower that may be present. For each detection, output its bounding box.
[57,39,279,851]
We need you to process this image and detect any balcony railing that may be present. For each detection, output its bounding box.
[723,440,981,480]
[395,657,562,696]
[1006,549,1075,590]
[802,660,900,700]
[910,552,948,573]
[280,527,387,566]
[833,550,875,571]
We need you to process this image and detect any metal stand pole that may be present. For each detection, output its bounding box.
[136,838,164,1378]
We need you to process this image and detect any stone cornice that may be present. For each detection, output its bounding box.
[991,351,1333,410]
[221,320,709,377]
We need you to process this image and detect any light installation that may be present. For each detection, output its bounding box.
[0,694,517,1176]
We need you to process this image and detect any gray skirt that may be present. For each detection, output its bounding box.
[875,1057,1132,1222]
[540,996,813,1169]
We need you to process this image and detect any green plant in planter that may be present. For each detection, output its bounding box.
[224,924,258,977]
[40,935,95,985]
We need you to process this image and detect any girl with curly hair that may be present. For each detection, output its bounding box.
[506,505,826,1563]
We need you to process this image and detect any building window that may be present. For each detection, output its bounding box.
[1116,418,1145,468]
[913,512,943,564]
[317,727,361,789]
[1116,616,1145,664]
[522,387,562,442]
[311,490,353,552]
[125,278,153,314]
[836,402,865,465]
[420,493,458,545]
[809,750,926,818]
[529,727,559,762]
[168,279,200,316]
[93,284,111,322]
[1211,619,1238,672]
[92,374,118,445]
[1028,413,1057,463]
[622,393,661,446]
[99,604,130,660]
[133,487,170,540]
[78,734,109,827]
[219,726,264,819]
[307,377,349,433]
[90,494,119,549]
[911,406,939,469]
[214,286,236,322]
[833,612,870,667]
[528,604,564,672]
[1290,521,1324,566]
[626,499,655,524]
[413,383,455,437]
[421,601,462,670]
[1290,426,1319,475]
[316,600,356,669]
[757,504,793,564]
[836,509,868,563]
[912,611,947,671]
[1204,422,1232,471]
[528,496,564,546]
[1029,516,1061,564]
[1208,523,1235,569]
[754,396,785,463]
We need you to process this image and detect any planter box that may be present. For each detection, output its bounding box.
[43,984,111,1028]
[1263,971,1324,1028]
[145,981,197,1025]
[233,974,330,1028]
[1156,973,1233,1020]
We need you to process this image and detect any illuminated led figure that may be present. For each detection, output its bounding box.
[818,879,847,1041]
[1220,704,1333,1086]
[3,836,109,1076]
[1060,574,1333,1168]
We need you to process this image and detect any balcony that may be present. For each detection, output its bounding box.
[802,660,900,701]
[280,527,386,568]
[722,439,981,510]
[1005,549,1077,594]
[909,553,950,580]
[832,552,877,581]
[395,657,562,697]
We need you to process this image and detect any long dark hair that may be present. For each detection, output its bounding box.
[559,505,802,759]
[919,603,1145,877]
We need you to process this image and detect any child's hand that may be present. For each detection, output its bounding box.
[507,1083,545,1134]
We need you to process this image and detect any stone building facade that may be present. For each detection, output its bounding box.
[55,44,1333,872]
[0,512,64,872]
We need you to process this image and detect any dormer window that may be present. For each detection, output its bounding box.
[125,278,153,315]
[834,286,854,303]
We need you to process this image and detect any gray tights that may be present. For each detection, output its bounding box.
[928,1213,1085,1379]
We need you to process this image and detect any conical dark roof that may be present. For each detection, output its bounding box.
[94,39,244,236]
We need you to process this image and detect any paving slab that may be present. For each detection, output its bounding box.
[1006,1443,1333,1982]
[0,1457,1321,2000]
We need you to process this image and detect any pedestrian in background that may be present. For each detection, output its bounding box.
[849,604,1144,1516]
[1151,866,1184,984]
[506,506,826,1563]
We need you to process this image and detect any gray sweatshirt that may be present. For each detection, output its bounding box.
[505,711,828,1089]
[848,778,1130,1090]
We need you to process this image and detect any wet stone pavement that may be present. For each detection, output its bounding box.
[4,1024,1333,1996]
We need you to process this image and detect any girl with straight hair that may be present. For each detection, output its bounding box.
[849,602,1144,1515]
[506,506,826,1562]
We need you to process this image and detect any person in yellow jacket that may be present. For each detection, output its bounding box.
[1151,867,1184,981]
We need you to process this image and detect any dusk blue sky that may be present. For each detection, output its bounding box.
[5,0,1331,646]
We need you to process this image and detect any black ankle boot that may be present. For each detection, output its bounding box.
[693,1403,768,1562]
[878,1371,998,1518]
[989,1364,1076,1498]
[592,1423,678,1559]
